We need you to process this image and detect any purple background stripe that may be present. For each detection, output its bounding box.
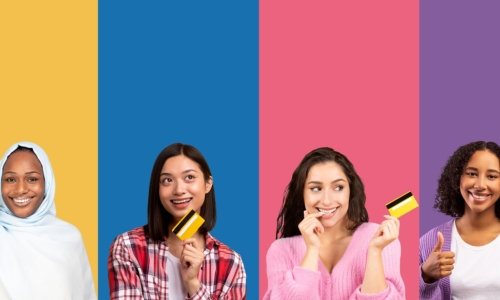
[420,0,500,236]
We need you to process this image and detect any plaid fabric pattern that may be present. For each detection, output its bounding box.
[108,226,246,300]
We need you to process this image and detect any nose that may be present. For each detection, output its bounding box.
[173,181,186,195]
[474,176,486,190]
[322,190,333,206]
[15,181,29,195]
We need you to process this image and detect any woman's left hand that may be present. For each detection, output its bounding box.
[180,238,204,295]
[369,215,400,251]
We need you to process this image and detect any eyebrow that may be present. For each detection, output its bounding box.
[2,171,42,175]
[160,169,198,176]
[465,167,500,174]
[307,178,346,185]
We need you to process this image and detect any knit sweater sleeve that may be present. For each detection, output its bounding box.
[263,238,321,300]
[349,237,405,300]
[419,225,446,300]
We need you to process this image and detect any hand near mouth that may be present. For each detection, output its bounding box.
[299,210,324,250]
[299,210,324,271]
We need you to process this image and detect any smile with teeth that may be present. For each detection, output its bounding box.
[318,207,339,215]
[171,198,192,204]
[13,197,33,203]
[470,192,489,200]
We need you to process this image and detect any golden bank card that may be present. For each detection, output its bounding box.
[172,209,205,240]
[386,191,419,218]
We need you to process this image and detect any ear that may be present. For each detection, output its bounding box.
[205,176,213,194]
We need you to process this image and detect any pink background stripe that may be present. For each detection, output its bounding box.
[260,1,419,299]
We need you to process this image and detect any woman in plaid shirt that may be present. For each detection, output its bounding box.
[108,143,246,300]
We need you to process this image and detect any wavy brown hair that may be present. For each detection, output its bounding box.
[434,141,500,219]
[276,147,368,239]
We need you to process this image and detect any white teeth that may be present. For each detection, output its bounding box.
[318,207,338,214]
[172,198,191,204]
[471,193,488,199]
[13,198,32,203]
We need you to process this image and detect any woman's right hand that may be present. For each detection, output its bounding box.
[421,231,455,283]
[298,210,324,250]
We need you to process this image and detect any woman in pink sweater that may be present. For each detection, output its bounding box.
[264,147,405,300]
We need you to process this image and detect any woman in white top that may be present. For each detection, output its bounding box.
[420,141,500,299]
[0,142,96,300]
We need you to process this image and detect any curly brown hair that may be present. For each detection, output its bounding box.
[434,141,500,218]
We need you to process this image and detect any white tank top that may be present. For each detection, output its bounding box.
[166,251,188,298]
[450,220,500,299]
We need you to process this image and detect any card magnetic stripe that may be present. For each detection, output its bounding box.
[172,210,196,235]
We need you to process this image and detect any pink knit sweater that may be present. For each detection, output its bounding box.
[263,222,405,300]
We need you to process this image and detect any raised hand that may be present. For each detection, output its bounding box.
[421,232,455,283]
[369,215,400,251]
[298,210,324,250]
[180,238,205,295]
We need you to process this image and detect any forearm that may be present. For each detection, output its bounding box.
[264,267,321,300]
[360,248,387,294]
[186,279,202,298]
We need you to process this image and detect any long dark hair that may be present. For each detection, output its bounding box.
[434,141,500,219]
[276,147,368,239]
[147,143,216,241]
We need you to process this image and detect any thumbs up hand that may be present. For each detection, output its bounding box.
[421,232,455,283]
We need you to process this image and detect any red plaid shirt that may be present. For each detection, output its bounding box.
[108,226,246,300]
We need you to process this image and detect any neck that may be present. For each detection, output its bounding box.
[318,217,353,245]
[458,206,500,231]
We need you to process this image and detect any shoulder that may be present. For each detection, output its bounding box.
[111,226,150,250]
[207,234,242,259]
[206,234,246,275]
[267,235,305,259]
[52,217,84,243]
[420,220,453,244]
[420,219,454,254]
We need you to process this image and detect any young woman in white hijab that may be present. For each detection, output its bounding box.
[0,142,96,300]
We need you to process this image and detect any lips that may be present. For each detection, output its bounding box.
[11,197,34,207]
[316,206,340,219]
[171,198,192,209]
[469,192,490,202]
[317,207,339,214]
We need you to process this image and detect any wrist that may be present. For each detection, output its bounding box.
[420,266,436,284]
[185,278,201,296]
[368,245,383,256]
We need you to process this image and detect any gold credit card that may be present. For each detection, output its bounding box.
[386,191,419,218]
[172,209,205,240]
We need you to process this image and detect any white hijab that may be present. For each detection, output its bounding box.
[0,142,96,300]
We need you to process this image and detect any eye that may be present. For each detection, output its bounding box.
[162,177,173,184]
[334,186,344,191]
[4,177,15,183]
[466,172,478,177]
[488,174,499,180]
[310,187,321,192]
[185,175,195,180]
[27,177,38,183]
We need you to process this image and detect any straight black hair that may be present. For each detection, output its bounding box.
[147,143,216,241]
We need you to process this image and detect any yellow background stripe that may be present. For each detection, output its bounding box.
[0,0,98,290]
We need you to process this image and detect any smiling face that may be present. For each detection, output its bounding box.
[303,161,350,228]
[460,150,500,216]
[159,155,213,224]
[1,151,45,218]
